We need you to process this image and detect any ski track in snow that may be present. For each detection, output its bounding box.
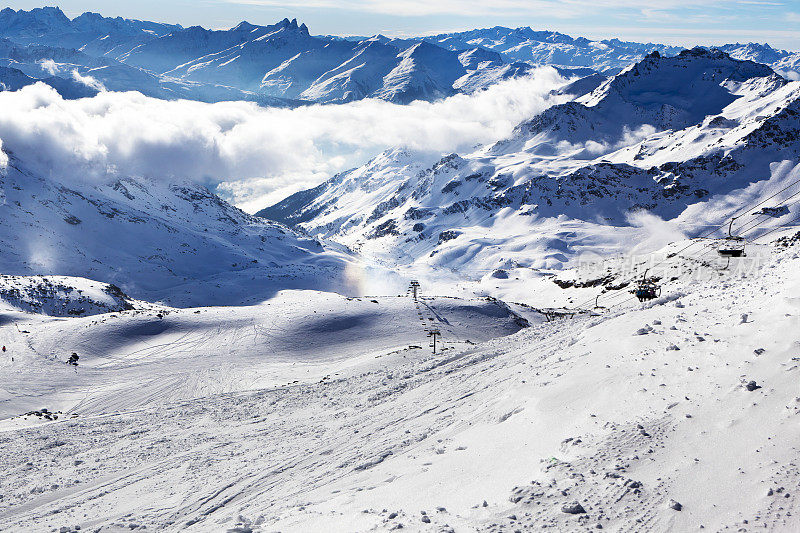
[0,245,797,532]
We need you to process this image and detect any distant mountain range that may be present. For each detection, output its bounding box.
[258,48,800,278]
[1,10,799,312]
[0,6,797,105]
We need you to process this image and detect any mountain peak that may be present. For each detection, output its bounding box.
[677,46,728,60]
[0,5,70,26]
[273,17,307,34]
[32,6,67,17]
[74,11,103,21]
[231,20,257,32]
[277,17,298,29]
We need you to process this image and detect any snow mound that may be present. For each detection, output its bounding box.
[0,275,144,316]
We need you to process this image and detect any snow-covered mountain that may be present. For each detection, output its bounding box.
[121,18,533,103]
[0,8,541,104]
[2,12,800,533]
[0,151,356,308]
[0,7,797,106]
[0,36,273,103]
[258,48,800,290]
[508,48,780,143]
[419,27,800,79]
[418,26,685,75]
[2,215,799,532]
[0,6,180,56]
[720,42,800,79]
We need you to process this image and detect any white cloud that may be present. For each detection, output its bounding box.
[0,69,568,212]
[39,59,59,76]
[71,70,107,92]
[555,124,657,158]
[0,139,7,169]
[229,0,725,18]
[625,210,688,255]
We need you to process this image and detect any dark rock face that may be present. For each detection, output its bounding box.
[562,501,586,514]
[745,380,761,391]
[437,230,461,245]
[367,219,399,239]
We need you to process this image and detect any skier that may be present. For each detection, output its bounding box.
[67,353,79,366]
[2,346,5,352]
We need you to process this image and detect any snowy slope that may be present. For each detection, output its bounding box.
[122,19,312,77]
[0,275,147,317]
[0,37,270,103]
[258,49,800,291]
[0,234,798,531]
[296,38,405,102]
[506,48,781,144]
[0,290,527,418]
[0,150,356,307]
[159,19,360,99]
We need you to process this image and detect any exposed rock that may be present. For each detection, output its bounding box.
[745,380,761,391]
[562,501,586,514]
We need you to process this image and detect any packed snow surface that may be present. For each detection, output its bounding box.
[0,242,798,532]
[0,291,526,420]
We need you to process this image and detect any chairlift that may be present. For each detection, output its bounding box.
[593,294,607,312]
[541,308,578,321]
[718,217,747,258]
[632,269,661,302]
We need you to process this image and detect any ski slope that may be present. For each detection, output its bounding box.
[0,289,526,420]
[0,238,798,532]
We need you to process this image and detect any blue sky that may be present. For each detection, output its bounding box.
[5,0,800,49]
